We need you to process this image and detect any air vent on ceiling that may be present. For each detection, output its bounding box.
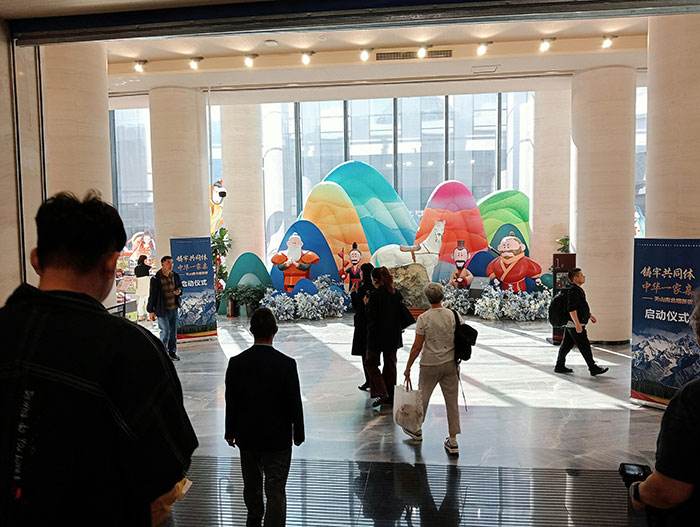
[376,49,452,61]
[470,65,500,74]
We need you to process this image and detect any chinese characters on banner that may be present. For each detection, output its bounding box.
[632,239,700,407]
[170,237,217,339]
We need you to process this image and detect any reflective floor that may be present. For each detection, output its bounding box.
[154,314,663,525]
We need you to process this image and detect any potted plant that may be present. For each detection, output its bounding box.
[556,234,570,253]
[236,284,267,316]
[221,286,238,318]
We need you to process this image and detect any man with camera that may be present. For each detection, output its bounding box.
[627,296,700,524]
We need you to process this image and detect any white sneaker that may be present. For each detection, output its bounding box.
[444,438,459,455]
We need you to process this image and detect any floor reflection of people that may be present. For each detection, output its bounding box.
[354,461,461,527]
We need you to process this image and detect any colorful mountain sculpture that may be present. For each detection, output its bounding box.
[323,161,417,253]
[415,181,488,280]
[270,220,340,291]
[301,181,370,269]
[217,252,273,314]
[478,190,531,249]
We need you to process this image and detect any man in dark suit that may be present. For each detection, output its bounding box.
[225,308,305,527]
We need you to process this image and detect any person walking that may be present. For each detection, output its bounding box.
[147,255,183,361]
[403,282,462,455]
[0,192,197,527]
[134,254,151,321]
[554,267,609,376]
[225,308,305,527]
[350,263,374,392]
[364,266,405,408]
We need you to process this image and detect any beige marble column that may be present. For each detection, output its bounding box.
[570,66,636,342]
[220,104,264,262]
[646,15,700,237]
[149,87,210,260]
[0,21,20,303]
[42,43,111,200]
[530,90,571,268]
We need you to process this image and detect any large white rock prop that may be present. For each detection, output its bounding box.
[388,264,430,310]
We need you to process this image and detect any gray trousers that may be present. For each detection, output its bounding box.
[239,447,292,527]
[419,361,462,437]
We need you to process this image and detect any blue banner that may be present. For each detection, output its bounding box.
[170,237,217,339]
[632,239,700,406]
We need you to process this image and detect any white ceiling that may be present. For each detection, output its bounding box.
[0,0,254,19]
[104,17,648,63]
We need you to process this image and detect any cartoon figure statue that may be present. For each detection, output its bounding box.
[449,240,474,289]
[271,232,320,292]
[486,233,542,292]
[339,242,363,292]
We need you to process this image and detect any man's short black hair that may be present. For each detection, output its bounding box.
[35,191,126,273]
[161,255,173,264]
[568,267,582,281]
[250,307,277,339]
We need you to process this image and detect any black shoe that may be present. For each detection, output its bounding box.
[169,353,181,361]
[590,365,608,376]
[554,365,573,374]
[358,382,370,392]
[371,394,388,408]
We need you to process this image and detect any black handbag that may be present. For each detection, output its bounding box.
[451,309,478,363]
[399,302,415,330]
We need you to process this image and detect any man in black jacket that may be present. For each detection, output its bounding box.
[225,308,305,527]
[147,255,183,361]
[554,268,609,376]
[0,192,198,527]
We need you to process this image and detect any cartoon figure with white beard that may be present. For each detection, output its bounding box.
[486,233,542,292]
[448,241,474,289]
[271,232,320,292]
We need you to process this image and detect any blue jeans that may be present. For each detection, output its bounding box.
[157,308,179,355]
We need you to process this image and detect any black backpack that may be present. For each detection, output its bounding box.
[451,309,478,364]
[548,288,571,327]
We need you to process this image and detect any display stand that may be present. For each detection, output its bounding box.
[547,253,576,345]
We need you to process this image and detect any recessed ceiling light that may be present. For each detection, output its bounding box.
[540,38,555,52]
[318,35,328,41]
[189,57,203,70]
[301,51,315,65]
[602,35,616,49]
[244,54,258,67]
[477,41,493,56]
[264,40,279,48]
[133,60,147,72]
[417,44,432,59]
[360,48,373,62]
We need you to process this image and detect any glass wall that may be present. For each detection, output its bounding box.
[348,98,394,183]
[111,108,154,241]
[299,100,345,204]
[635,87,647,215]
[397,96,445,221]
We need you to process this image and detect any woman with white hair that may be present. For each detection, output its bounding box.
[403,282,462,455]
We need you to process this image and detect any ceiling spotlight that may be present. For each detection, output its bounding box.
[189,57,203,70]
[417,44,432,59]
[244,54,258,68]
[301,51,315,65]
[539,38,555,52]
[602,36,616,49]
[360,48,373,62]
[133,60,147,73]
[477,41,493,56]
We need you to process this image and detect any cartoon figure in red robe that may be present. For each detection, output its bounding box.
[271,232,320,292]
[339,242,363,292]
[449,241,474,289]
[486,233,542,292]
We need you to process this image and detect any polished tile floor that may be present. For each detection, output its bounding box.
[155,314,663,525]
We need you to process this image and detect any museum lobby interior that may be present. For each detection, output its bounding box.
[3,1,700,525]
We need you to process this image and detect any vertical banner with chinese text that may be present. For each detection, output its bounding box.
[170,237,217,340]
[632,239,700,407]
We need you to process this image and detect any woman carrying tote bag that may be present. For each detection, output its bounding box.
[403,282,462,456]
[364,266,406,409]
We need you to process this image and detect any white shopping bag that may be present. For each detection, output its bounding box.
[393,380,423,432]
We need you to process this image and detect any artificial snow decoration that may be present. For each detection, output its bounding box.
[474,285,551,321]
[261,289,296,321]
[260,276,350,321]
[442,285,475,315]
